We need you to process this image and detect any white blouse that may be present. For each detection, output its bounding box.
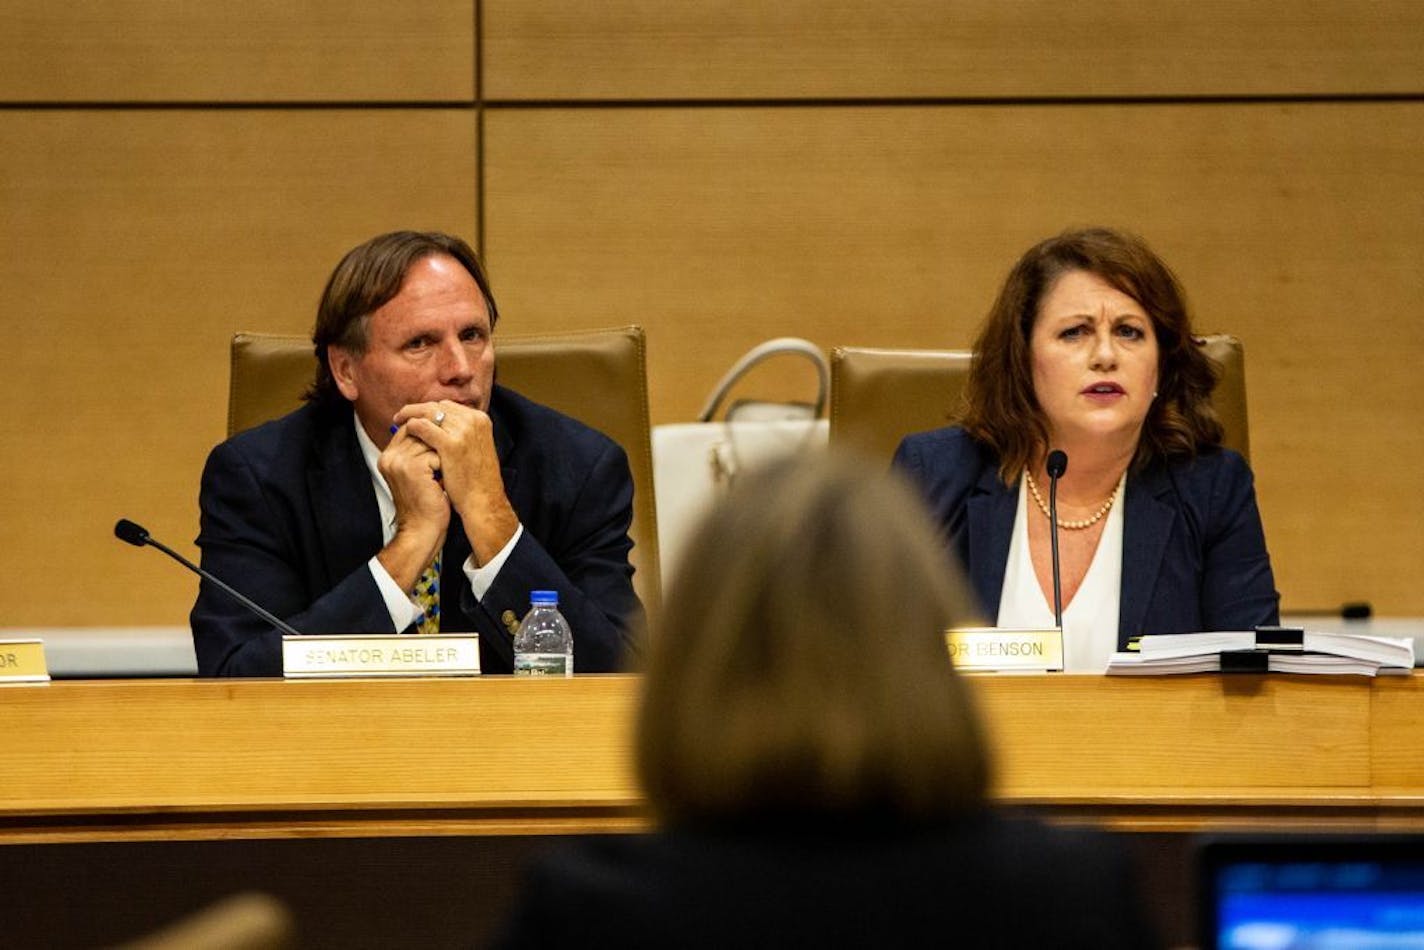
[995,473,1127,673]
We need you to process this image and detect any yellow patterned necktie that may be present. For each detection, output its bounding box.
[414,552,441,635]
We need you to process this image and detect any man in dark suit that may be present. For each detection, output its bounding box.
[191,231,641,676]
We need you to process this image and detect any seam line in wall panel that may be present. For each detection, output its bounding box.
[477,92,1424,110]
[0,101,477,110]
[475,0,486,256]
[4,93,1419,112]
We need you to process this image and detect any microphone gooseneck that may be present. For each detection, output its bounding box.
[113,518,301,638]
[1045,451,1067,630]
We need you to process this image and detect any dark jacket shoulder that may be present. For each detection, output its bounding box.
[489,812,1160,949]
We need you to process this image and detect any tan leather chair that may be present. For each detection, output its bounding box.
[829,334,1249,464]
[229,326,661,616]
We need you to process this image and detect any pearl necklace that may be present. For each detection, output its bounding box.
[1024,470,1121,530]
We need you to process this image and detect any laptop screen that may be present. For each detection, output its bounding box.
[1199,835,1424,949]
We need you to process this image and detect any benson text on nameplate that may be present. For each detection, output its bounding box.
[945,628,1063,672]
[283,634,480,678]
[0,639,50,684]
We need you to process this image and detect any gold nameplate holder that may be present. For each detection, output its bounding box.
[945,628,1063,672]
[282,635,480,678]
[0,639,50,684]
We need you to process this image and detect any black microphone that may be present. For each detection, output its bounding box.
[114,518,301,637]
[1045,450,1068,630]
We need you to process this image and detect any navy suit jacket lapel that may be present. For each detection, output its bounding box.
[309,408,384,589]
[966,465,1017,620]
[491,390,520,504]
[442,515,472,632]
[1119,463,1176,647]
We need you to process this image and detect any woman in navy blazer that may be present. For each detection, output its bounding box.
[894,227,1278,667]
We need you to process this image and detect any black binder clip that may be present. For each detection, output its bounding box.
[1253,626,1305,651]
[1220,649,1270,673]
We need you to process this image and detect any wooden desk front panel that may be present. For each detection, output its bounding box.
[0,677,638,812]
[0,674,1417,842]
[1372,674,1424,788]
[975,674,1370,792]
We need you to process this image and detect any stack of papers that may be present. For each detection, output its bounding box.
[1106,628,1415,677]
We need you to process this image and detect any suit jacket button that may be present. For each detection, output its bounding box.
[502,609,519,634]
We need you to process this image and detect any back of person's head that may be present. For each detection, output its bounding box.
[636,451,991,827]
[306,230,498,406]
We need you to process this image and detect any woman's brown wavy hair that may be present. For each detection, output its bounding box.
[962,227,1223,483]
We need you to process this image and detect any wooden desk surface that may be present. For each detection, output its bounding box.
[1,673,1419,843]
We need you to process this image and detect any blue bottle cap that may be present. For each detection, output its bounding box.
[530,590,559,605]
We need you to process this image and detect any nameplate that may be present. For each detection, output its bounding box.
[0,639,50,683]
[282,635,480,678]
[945,628,1064,672]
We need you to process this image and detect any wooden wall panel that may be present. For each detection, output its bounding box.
[0,109,477,626]
[0,1,475,102]
[482,102,1424,614]
[484,0,1424,100]
[2,1,1419,633]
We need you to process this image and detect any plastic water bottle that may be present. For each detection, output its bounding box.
[513,590,573,676]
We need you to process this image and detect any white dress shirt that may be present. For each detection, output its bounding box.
[996,473,1125,673]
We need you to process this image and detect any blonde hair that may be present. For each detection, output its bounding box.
[636,452,991,825]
